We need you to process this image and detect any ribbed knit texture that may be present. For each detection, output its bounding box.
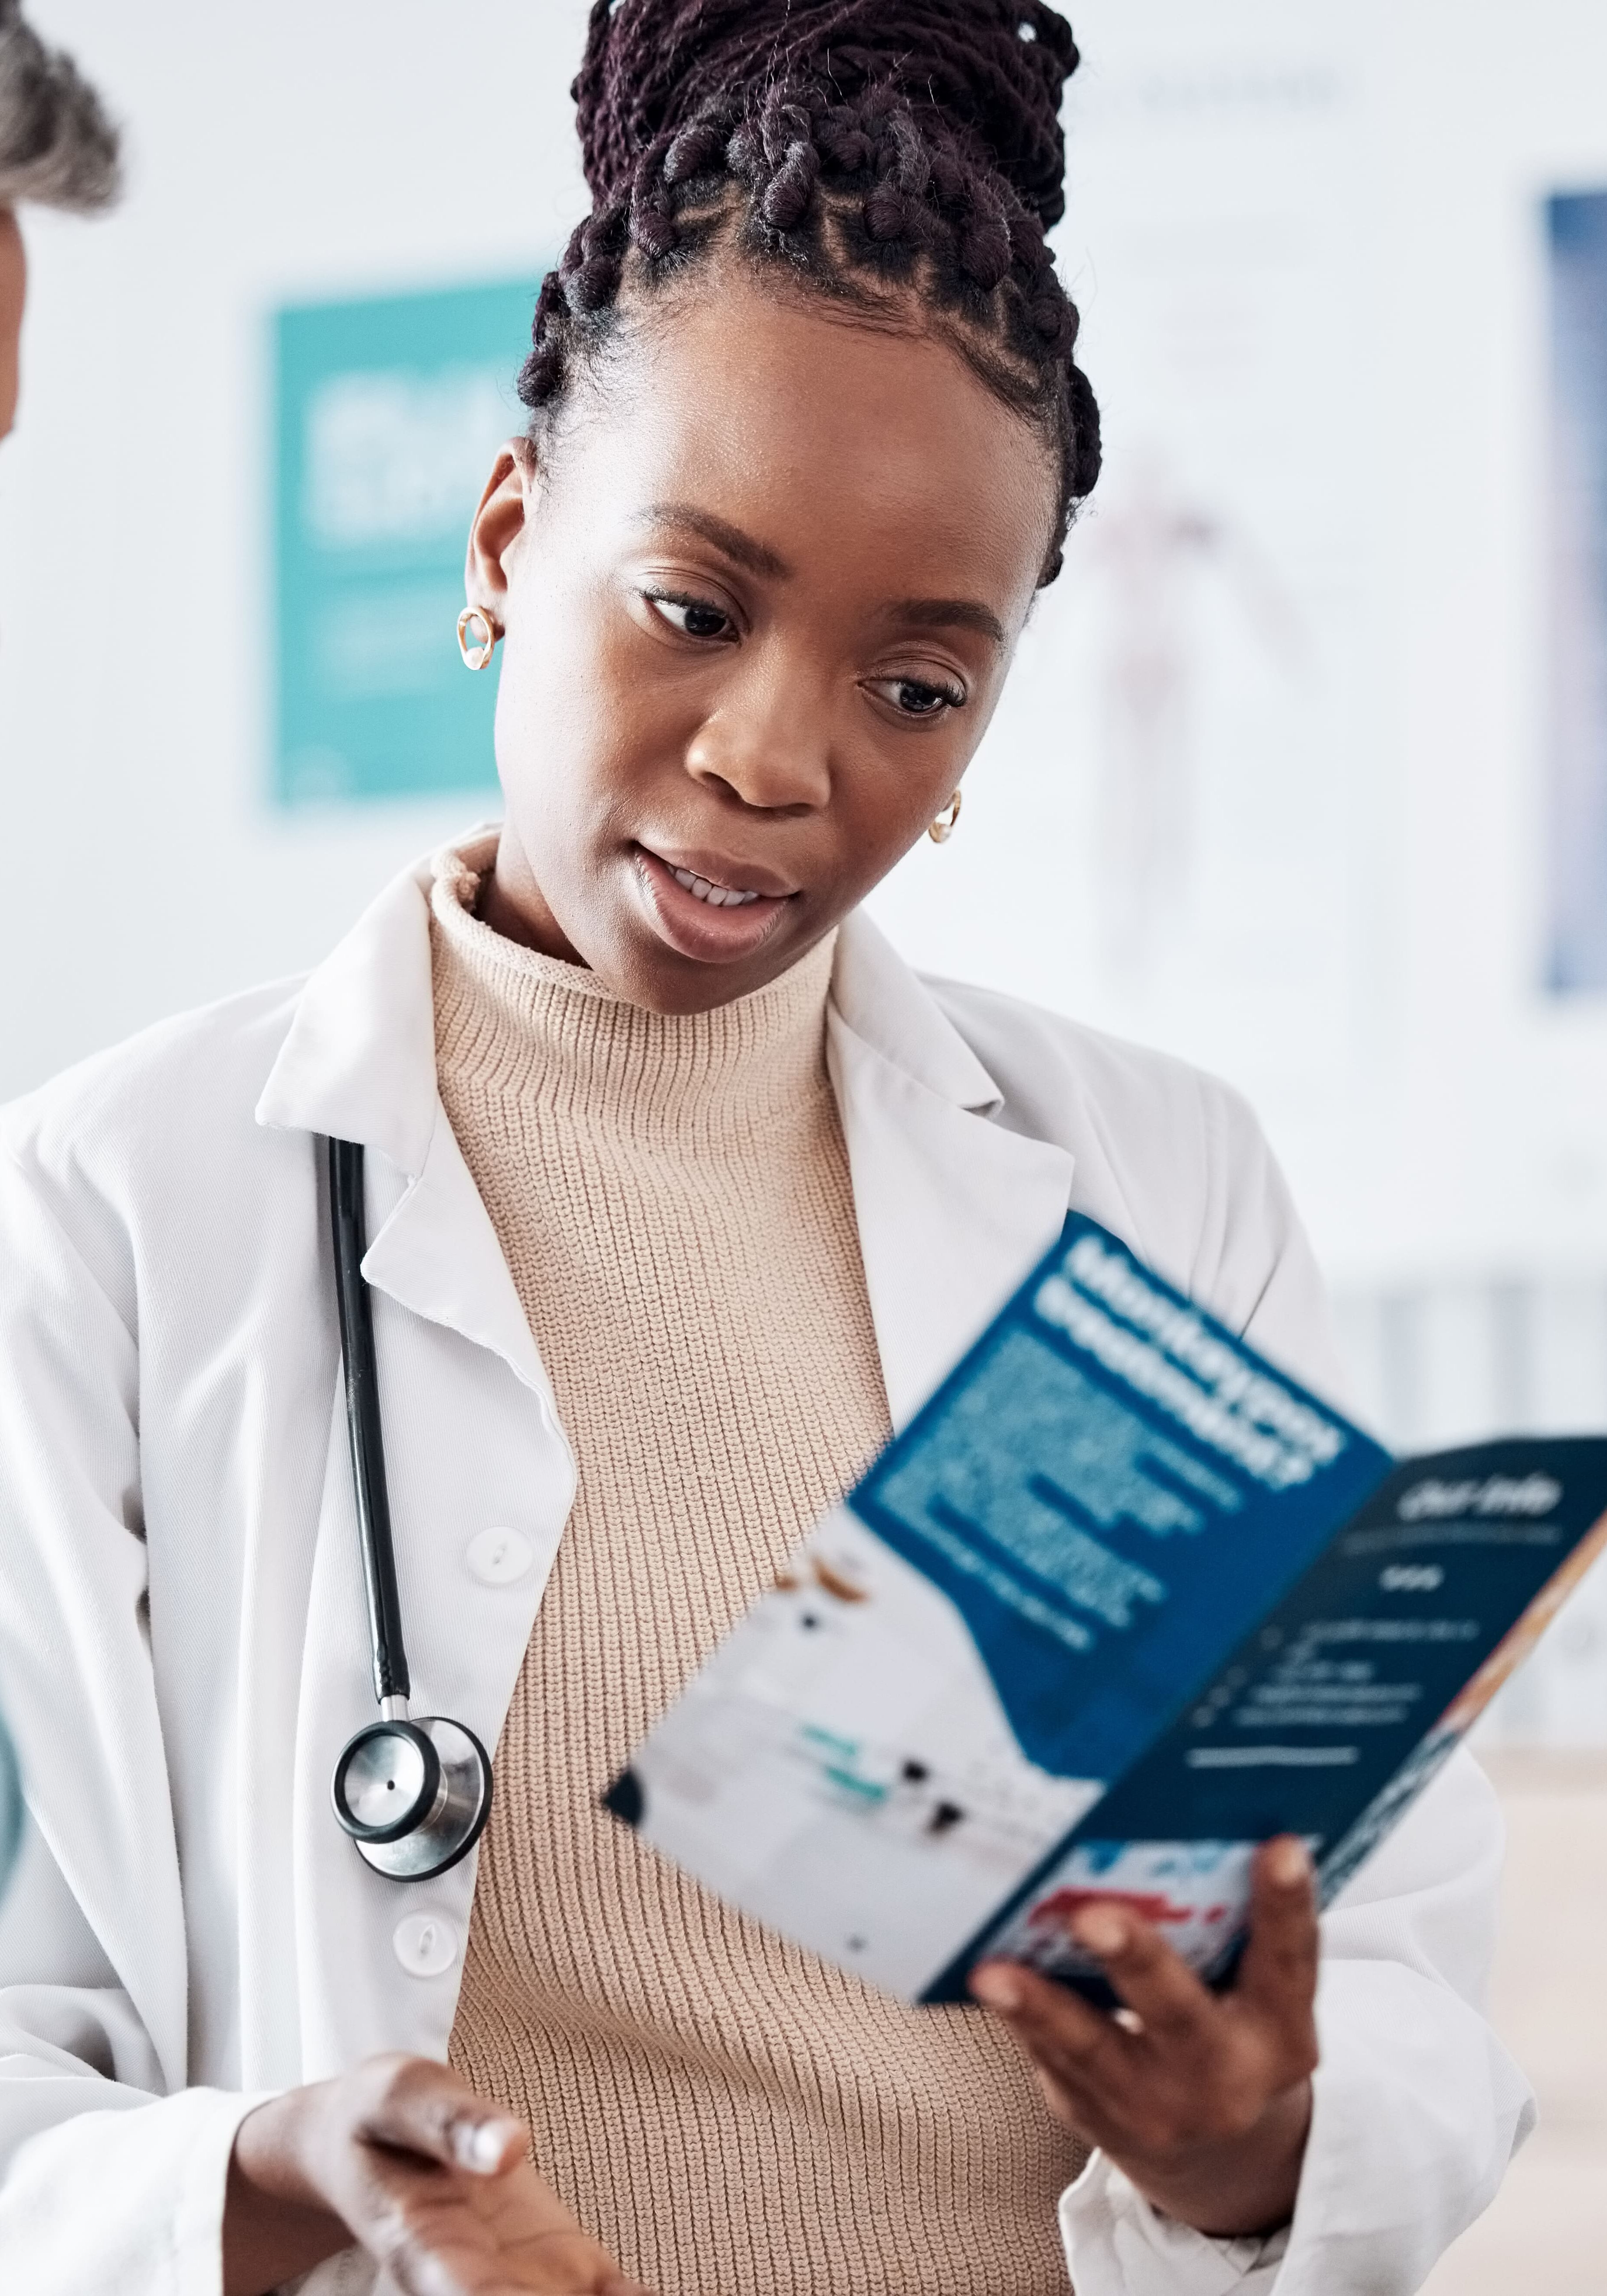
[434,837,1082,2294]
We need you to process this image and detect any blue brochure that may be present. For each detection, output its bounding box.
[609,1216,1607,2004]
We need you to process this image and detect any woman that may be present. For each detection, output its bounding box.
[0,0,120,444]
[0,5,1528,2293]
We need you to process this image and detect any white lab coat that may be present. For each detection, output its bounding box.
[0,849,1531,2296]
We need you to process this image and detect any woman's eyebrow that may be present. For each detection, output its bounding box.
[881,597,1007,646]
[634,502,792,580]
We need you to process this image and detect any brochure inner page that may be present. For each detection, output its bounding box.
[936,1436,1607,2004]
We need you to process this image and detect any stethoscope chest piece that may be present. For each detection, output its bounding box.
[325,1137,495,1884]
[332,1713,493,1881]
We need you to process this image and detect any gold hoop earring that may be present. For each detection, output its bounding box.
[927,790,962,843]
[456,606,500,671]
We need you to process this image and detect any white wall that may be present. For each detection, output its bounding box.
[5,0,1607,1302]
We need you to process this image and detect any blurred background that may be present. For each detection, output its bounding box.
[1,3,1604,2285]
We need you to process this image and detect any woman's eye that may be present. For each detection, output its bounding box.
[867,676,966,719]
[646,592,733,640]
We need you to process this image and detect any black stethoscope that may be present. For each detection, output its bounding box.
[325,1138,495,1881]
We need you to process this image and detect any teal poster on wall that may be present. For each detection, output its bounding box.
[273,277,539,806]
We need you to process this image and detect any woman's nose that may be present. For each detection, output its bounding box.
[683,673,833,813]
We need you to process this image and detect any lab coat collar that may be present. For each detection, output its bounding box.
[828,917,1075,1426]
[830,909,1003,1116]
[256,845,553,1400]
[255,846,1074,1425]
[256,850,441,1177]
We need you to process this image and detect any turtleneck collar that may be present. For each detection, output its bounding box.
[429,834,837,1145]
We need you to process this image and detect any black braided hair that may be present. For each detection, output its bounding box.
[521,0,1100,581]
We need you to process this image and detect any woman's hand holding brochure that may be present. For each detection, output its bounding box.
[972,1836,1318,2238]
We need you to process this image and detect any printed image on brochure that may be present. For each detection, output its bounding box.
[981,1838,1265,1990]
[613,1503,1101,1998]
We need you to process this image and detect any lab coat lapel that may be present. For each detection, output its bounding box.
[256,844,547,1401]
[829,914,1075,1430]
[360,1115,550,1403]
[255,860,439,1177]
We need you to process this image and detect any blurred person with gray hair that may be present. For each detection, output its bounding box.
[0,0,116,1904]
[0,0,120,440]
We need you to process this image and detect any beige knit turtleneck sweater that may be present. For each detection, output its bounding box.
[433,840,1081,2296]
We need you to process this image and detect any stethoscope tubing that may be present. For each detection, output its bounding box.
[328,1138,411,1707]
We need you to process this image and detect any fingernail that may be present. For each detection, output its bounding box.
[458,2117,517,2172]
[970,1963,1023,2013]
[1269,1838,1311,1887]
[1072,1905,1128,1957]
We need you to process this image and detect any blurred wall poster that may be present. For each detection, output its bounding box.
[1013,12,1379,1161]
[1545,191,1607,993]
[273,279,538,805]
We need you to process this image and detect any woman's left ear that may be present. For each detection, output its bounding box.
[463,436,539,630]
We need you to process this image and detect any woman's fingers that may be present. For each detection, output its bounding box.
[347,2054,527,2178]
[971,1858,1320,2132]
[970,1957,1133,2142]
[971,1954,1138,2097]
[1068,1902,1216,2048]
[1235,1839,1321,2046]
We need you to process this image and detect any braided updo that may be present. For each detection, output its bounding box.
[522,0,1100,582]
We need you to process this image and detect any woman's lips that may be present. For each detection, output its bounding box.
[633,846,794,963]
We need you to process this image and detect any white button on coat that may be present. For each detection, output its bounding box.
[393,1913,459,1978]
[466,1525,535,1585]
